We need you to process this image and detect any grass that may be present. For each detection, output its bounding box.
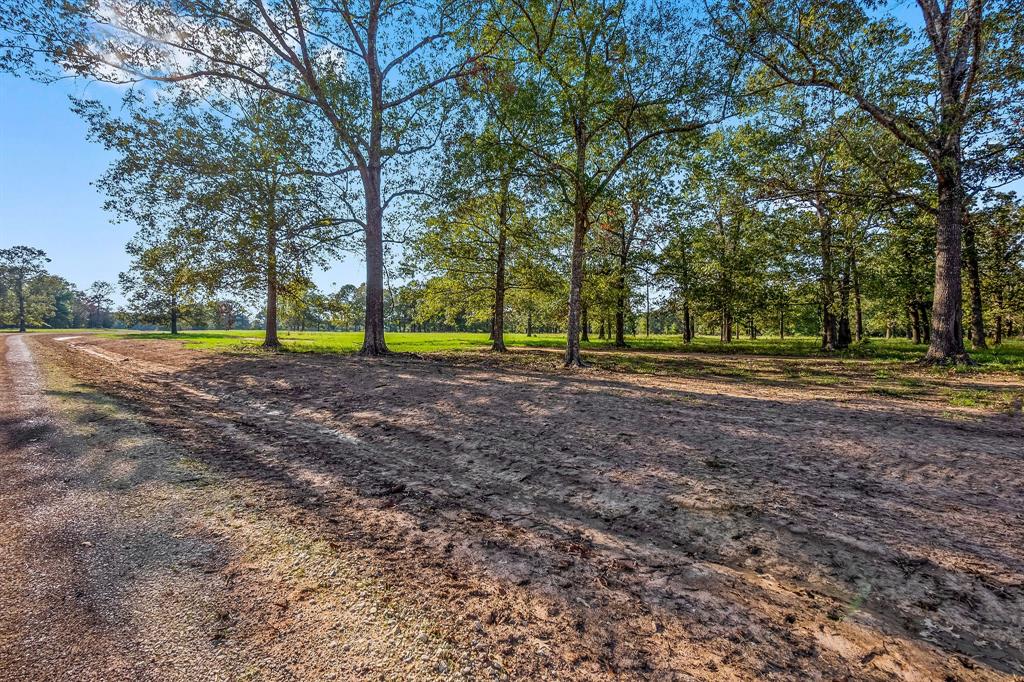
[0,327,100,334]
[947,388,1022,411]
[99,329,1024,374]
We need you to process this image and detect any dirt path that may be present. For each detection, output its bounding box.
[3,333,1023,680]
[0,334,474,681]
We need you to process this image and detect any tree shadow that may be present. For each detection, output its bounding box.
[30,338,1024,677]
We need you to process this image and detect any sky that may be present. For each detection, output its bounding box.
[0,72,365,305]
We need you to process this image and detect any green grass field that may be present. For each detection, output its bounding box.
[0,328,98,334]
[94,329,1024,373]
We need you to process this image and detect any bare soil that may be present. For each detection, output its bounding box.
[2,333,1022,680]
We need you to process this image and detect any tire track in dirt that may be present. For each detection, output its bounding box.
[41,335,1024,680]
[4,335,496,681]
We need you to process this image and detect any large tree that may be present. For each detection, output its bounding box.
[477,0,739,366]
[713,0,1023,362]
[591,151,674,347]
[78,90,352,348]
[119,233,207,334]
[410,121,551,351]
[2,0,487,355]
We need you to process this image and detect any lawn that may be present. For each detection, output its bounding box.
[110,329,1024,373]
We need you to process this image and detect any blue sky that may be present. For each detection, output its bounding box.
[0,72,364,304]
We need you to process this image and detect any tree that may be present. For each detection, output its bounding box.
[83,281,115,328]
[410,121,549,351]
[739,96,904,350]
[78,90,352,348]
[33,275,82,329]
[0,246,51,331]
[2,0,488,356]
[591,153,673,347]
[325,284,367,331]
[977,193,1024,343]
[478,0,737,366]
[713,0,1024,362]
[119,233,206,334]
[665,132,781,344]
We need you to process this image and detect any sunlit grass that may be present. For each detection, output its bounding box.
[0,327,106,334]
[107,329,1024,373]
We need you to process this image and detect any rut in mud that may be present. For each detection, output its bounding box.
[3,333,1023,680]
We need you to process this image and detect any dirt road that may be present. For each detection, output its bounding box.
[2,333,1022,680]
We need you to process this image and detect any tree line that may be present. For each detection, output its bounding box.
[0,245,264,331]
[0,247,116,331]
[1,0,1021,364]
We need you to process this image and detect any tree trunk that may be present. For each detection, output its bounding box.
[614,247,627,347]
[683,301,692,343]
[818,205,837,351]
[581,303,590,342]
[491,184,509,352]
[852,250,864,342]
[919,301,931,344]
[962,210,986,349]
[822,307,837,350]
[264,224,280,349]
[360,172,388,356]
[995,289,1004,345]
[526,310,533,337]
[170,304,179,335]
[598,318,605,339]
[17,273,26,332]
[909,301,921,344]
[779,304,785,339]
[360,44,389,357]
[837,263,852,349]
[922,166,969,363]
[564,205,588,367]
[645,282,651,337]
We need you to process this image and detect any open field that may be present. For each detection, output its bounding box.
[89,329,1024,372]
[2,331,1022,680]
